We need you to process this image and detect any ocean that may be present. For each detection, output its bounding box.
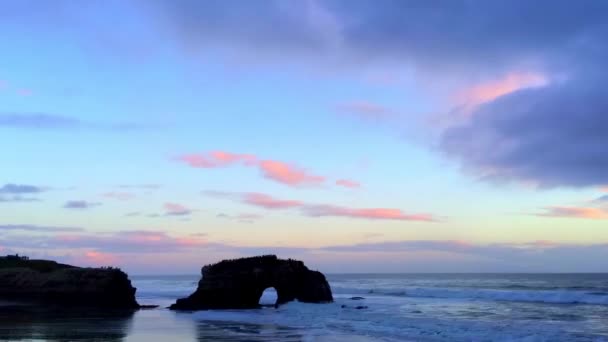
[1,273,608,341]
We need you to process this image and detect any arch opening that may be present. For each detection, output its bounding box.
[258,287,278,307]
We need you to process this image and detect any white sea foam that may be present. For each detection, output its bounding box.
[333,286,608,305]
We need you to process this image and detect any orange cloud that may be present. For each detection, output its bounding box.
[258,160,325,186]
[456,72,549,107]
[335,179,361,188]
[303,205,436,221]
[243,192,303,209]
[537,206,608,220]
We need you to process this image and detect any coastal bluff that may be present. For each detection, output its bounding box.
[0,255,139,309]
[170,255,333,310]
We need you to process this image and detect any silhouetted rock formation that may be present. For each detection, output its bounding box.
[170,255,333,310]
[0,256,139,309]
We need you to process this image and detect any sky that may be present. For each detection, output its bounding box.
[1,0,608,274]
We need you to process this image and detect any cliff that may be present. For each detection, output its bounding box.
[0,255,139,309]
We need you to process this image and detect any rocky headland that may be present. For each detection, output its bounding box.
[0,255,139,309]
[170,255,333,310]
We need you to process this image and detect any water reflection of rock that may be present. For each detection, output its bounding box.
[0,304,134,341]
[196,320,303,342]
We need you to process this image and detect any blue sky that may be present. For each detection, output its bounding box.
[2,0,608,274]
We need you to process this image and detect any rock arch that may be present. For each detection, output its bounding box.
[170,255,333,310]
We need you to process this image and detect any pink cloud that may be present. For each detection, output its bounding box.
[335,179,361,188]
[176,151,256,168]
[336,101,394,120]
[258,160,325,186]
[177,151,333,188]
[455,72,549,108]
[205,190,437,221]
[243,192,303,209]
[164,202,192,216]
[102,191,135,200]
[83,251,119,266]
[303,204,436,221]
[537,206,608,220]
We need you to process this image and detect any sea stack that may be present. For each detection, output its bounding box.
[0,254,139,309]
[170,255,333,310]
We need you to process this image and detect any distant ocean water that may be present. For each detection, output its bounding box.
[2,274,608,341]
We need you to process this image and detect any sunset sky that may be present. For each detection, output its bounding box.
[1,0,607,274]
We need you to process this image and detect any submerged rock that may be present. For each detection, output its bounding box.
[0,255,139,309]
[170,255,333,310]
[350,296,365,300]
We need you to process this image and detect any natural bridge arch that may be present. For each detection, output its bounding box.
[170,255,333,310]
[259,287,278,306]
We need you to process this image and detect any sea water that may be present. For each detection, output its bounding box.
[1,274,607,341]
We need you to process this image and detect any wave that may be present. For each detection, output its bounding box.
[332,286,608,305]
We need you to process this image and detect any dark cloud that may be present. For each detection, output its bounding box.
[63,200,101,209]
[151,1,608,188]
[0,183,45,194]
[0,224,84,233]
[441,76,608,188]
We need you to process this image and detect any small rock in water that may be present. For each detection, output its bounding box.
[350,296,365,300]
[355,305,368,310]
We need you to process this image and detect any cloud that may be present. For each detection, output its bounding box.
[216,213,263,223]
[0,224,84,233]
[441,75,608,188]
[117,184,161,190]
[0,183,45,194]
[595,195,608,203]
[176,151,257,168]
[102,192,135,200]
[1,230,206,254]
[82,251,119,266]
[151,1,608,189]
[257,160,325,187]
[243,192,303,209]
[204,190,436,221]
[453,72,549,111]
[164,202,192,216]
[303,204,436,221]
[0,113,144,131]
[535,206,608,220]
[335,179,361,189]
[0,196,40,203]
[177,151,327,187]
[63,200,101,209]
[335,101,395,121]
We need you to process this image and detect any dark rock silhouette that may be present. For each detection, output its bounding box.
[170,255,333,310]
[0,255,139,309]
[350,296,365,300]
